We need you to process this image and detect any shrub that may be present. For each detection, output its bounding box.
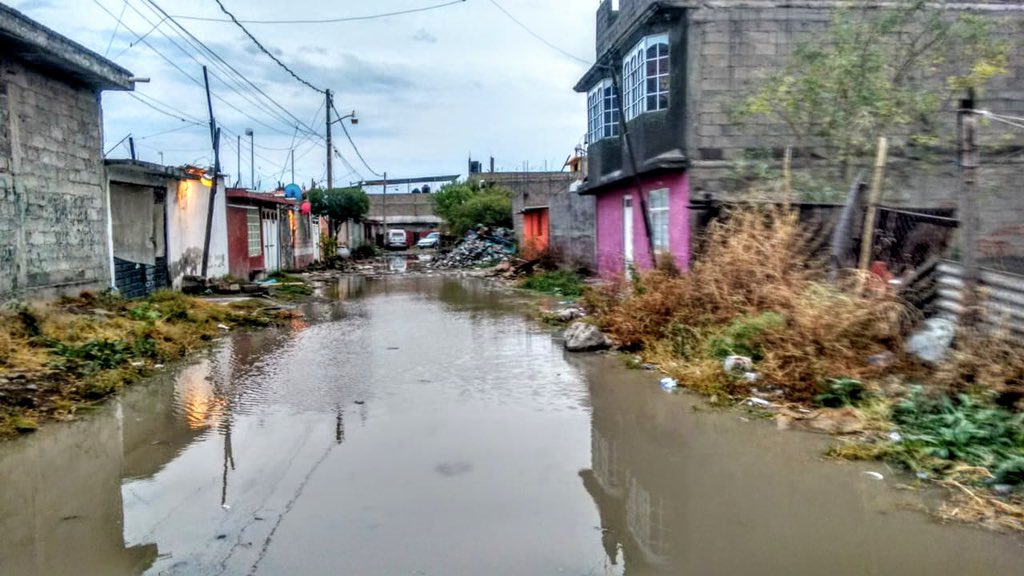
[592,206,910,401]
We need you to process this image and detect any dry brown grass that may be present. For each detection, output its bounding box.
[935,328,1024,406]
[590,206,913,401]
[0,291,294,438]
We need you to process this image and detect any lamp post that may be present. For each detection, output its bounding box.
[326,110,358,241]
[245,128,254,190]
[327,110,358,190]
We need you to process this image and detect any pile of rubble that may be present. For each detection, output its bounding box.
[430,235,513,269]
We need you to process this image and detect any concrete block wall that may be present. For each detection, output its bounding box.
[0,59,111,298]
[492,172,577,243]
[550,185,597,271]
[682,2,1024,262]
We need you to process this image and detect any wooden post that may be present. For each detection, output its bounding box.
[325,89,333,191]
[858,137,889,273]
[782,145,792,205]
[958,92,979,319]
[201,66,220,278]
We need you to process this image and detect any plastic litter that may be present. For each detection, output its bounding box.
[659,377,679,390]
[863,471,885,480]
[724,355,753,372]
[888,431,903,443]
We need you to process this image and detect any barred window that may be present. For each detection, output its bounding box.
[622,34,669,121]
[246,208,262,257]
[587,78,619,144]
[648,188,669,251]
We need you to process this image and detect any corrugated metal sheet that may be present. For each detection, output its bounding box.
[935,260,1024,335]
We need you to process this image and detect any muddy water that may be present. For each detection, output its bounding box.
[1,277,1022,576]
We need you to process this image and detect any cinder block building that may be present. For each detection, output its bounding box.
[0,4,134,299]
[575,0,1024,277]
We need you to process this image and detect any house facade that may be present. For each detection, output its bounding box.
[0,5,134,299]
[576,0,1024,277]
[225,188,321,280]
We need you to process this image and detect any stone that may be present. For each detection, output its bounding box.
[563,321,610,352]
[556,307,585,322]
[906,317,956,364]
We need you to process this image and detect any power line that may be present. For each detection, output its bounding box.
[330,101,382,178]
[127,92,204,125]
[485,0,591,66]
[136,0,322,138]
[135,122,204,140]
[92,0,300,138]
[213,0,325,94]
[103,0,127,56]
[172,0,466,25]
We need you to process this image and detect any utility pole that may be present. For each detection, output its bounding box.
[610,64,656,266]
[201,66,221,278]
[326,89,334,190]
[382,171,388,240]
[959,90,979,321]
[290,149,295,184]
[128,136,136,160]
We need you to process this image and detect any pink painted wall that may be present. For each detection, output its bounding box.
[595,172,689,278]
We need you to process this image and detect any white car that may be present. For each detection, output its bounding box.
[416,232,441,249]
[386,229,408,249]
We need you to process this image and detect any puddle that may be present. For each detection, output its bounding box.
[1,277,1022,575]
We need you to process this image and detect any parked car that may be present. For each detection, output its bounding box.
[386,229,408,250]
[416,232,441,249]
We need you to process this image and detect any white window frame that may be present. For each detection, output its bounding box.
[648,188,670,252]
[622,33,670,121]
[587,78,620,145]
[246,208,262,257]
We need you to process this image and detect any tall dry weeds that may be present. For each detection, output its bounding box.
[592,206,911,401]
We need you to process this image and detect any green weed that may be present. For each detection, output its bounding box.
[519,270,584,298]
[892,387,1024,485]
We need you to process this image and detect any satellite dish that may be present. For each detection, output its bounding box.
[284,183,302,199]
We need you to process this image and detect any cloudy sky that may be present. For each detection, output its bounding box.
[11,0,597,189]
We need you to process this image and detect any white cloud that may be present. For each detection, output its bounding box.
[12,0,595,186]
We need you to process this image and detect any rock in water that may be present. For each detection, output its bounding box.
[563,321,609,352]
[906,317,956,364]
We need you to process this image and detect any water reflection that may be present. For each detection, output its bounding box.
[387,255,407,273]
[4,279,1024,576]
[573,354,1024,575]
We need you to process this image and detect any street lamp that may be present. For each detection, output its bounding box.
[331,110,358,126]
[245,128,254,190]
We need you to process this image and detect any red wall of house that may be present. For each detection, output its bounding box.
[227,206,264,280]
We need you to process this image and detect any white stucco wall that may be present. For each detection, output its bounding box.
[164,177,229,287]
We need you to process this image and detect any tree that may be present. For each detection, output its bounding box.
[308,187,370,237]
[431,181,513,235]
[738,0,1010,182]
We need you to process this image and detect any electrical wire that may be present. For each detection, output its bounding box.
[212,0,325,94]
[136,0,323,138]
[127,92,205,125]
[103,0,127,56]
[92,0,298,138]
[136,122,204,140]
[173,0,466,25]
[485,0,591,66]
[330,101,382,178]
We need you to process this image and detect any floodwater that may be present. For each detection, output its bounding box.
[2,276,1023,576]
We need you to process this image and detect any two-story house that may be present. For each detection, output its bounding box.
[576,0,1024,278]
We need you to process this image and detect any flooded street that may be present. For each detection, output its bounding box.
[2,276,1024,575]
